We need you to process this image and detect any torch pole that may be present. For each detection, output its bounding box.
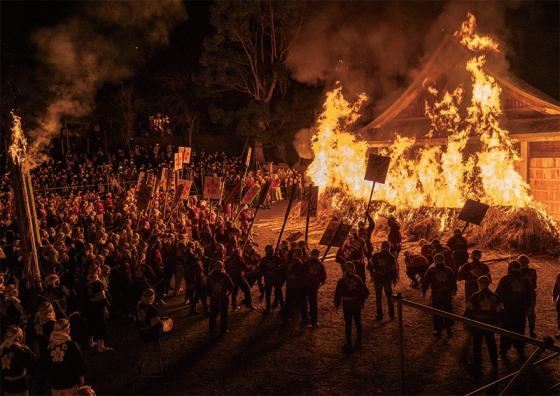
[275,180,296,251]
[364,181,376,221]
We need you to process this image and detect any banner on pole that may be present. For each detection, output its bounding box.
[331,224,352,247]
[245,147,252,168]
[223,181,242,205]
[178,179,193,199]
[174,153,182,171]
[286,231,304,242]
[182,147,192,164]
[241,185,260,205]
[319,220,340,246]
[203,176,222,200]
[160,168,169,191]
[458,199,489,225]
[300,186,319,218]
[136,184,152,211]
[364,154,391,184]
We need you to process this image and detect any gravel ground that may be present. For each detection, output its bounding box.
[86,200,560,395]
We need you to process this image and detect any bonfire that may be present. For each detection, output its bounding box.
[304,13,560,255]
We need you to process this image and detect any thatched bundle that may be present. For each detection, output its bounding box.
[311,188,560,255]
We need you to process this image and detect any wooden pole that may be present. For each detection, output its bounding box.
[242,202,261,250]
[364,181,375,221]
[462,221,469,233]
[275,180,296,251]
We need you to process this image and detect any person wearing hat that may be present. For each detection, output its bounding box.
[458,250,491,304]
[259,245,285,313]
[518,255,538,338]
[1,284,27,335]
[367,241,398,321]
[422,253,457,337]
[281,248,307,324]
[334,262,369,350]
[464,276,503,374]
[496,261,530,356]
[206,261,234,335]
[46,319,86,395]
[302,249,326,327]
[42,273,70,318]
[1,325,35,395]
[85,266,112,352]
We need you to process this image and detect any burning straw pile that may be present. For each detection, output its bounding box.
[312,189,560,255]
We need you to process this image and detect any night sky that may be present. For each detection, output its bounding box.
[1,0,559,124]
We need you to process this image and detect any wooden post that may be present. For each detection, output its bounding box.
[462,221,469,233]
[305,200,311,246]
[275,180,296,251]
[364,181,375,221]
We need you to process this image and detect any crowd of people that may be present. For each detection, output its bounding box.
[0,144,559,394]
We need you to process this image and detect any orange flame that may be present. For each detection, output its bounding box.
[306,13,535,214]
[9,110,28,166]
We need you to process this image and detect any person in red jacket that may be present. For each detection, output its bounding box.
[404,251,430,288]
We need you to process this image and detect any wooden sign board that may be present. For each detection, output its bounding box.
[458,199,489,225]
[223,181,242,204]
[178,179,192,200]
[245,147,253,168]
[182,147,192,164]
[300,186,319,218]
[364,154,391,184]
[286,231,304,242]
[174,153,182,171]
[241,185,260,205]
[319,220,340,246]
[203,176,222,200]
[136,184,152,211]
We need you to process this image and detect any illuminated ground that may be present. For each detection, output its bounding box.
[86,200,559,395]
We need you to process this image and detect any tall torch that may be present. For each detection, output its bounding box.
[8,110,42,290]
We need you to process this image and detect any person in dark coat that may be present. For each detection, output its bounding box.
[464,276,502,373]
[46,319,87,395]
[518,254,537,338]
[446,229,469,272]
[387,216,402,260]
[367,241,397,320]
[207,261,234,335]
[1,284,27,336]
[496,261,530,356]
[404,251,430,288]
[259,245,285,313]
[1,326,35,396]
[281,248,307,323]
[458,250,491,303]
[225,248,256,311]
[334,262,369,350]
[422,253,457,337]
[302,249,326,327]
[85,266,112,352]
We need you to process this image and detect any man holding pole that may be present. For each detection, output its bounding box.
[368,241,398,321]
[302,249,326,327]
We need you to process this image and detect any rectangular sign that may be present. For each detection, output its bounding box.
[458,199,489,225]
[174,153,182,171]
[319,220,340,246]
[245,147,252,168]
[223,181,242,205]
[160,167,169,191]
[300,185,319,218]
[203,176,222,200]
[364,154,391,183]
[182,147,192,164]
[257,181,272,206]
[135,171,145,192]
[241,185,260,205]
[331,224,352,247]
[178,179,193,200]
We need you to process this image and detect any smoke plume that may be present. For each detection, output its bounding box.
[288,1,518,159]
[29,0,187,163]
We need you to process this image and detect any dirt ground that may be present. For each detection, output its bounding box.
[86,201,560,395]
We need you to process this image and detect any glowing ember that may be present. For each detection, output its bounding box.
[306,13,535,214]
[9,110,28,166]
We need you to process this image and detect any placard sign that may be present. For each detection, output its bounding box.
[257,181,272,206]
[203,176,222,200]
[241,185,260,205]
[364,154,391,184]
[458,199,489,225]
[319,220,340,246]
[300,186,319,218]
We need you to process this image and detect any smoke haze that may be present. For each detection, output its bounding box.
[29,0,187,163]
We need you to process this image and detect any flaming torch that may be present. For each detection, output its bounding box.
[9,110,42,289]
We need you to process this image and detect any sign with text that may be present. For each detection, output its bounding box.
[223,181,242,205]
[364,154,391,184]
[174,153,182,171]
[203,176,222,200]
[182,147,192,164]
[458,199,489,225]
[300,185,319,218]
[178,179,192,200]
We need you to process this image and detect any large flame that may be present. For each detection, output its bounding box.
[9,110,28,166]
[306,13,533,212]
